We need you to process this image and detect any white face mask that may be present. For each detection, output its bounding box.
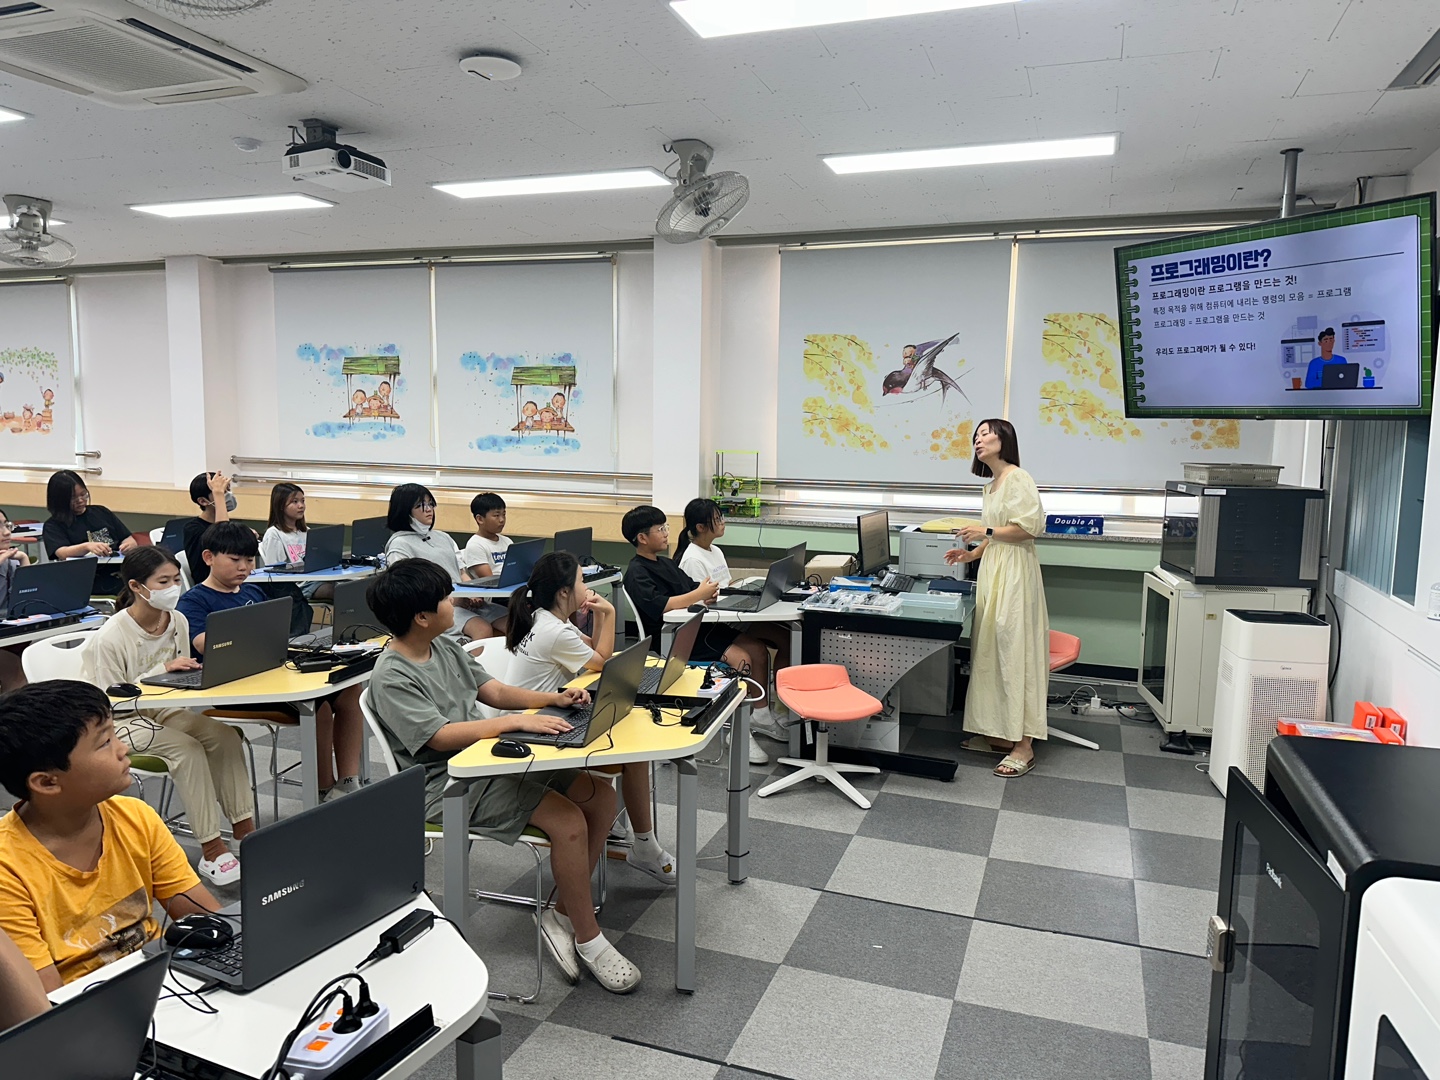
[143,584,182,611]
[410,517,432,536]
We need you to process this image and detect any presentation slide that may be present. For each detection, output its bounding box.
[1124,214,1425,413]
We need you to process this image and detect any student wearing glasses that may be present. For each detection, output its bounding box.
[41,471,136,595]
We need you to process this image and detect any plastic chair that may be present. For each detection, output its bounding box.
[756,664,882,809]
[464,636,512,718]
[359,687,550,1004]
[1047,630,1101,751]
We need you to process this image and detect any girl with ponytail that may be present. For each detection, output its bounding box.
[674,498,730,587]
[505,552,676,886]
[80,545,255,886]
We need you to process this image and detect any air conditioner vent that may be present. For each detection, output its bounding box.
[0,0,304,107]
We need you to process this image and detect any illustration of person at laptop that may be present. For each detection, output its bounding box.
[0,681,223,990]
[1304,327,1348,388]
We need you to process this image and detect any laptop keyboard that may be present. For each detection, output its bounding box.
[876,571,916,594]
[177,934,243,978]
[160,669,205,689]
[638,668,663,695]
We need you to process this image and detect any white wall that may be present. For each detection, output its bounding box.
[75,272,172,485]
[708,245,781,477]
[615,252,653,476]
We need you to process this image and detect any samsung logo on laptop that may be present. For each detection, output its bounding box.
[16,585,37,596]
[211,640,233,651]
[261,880,305,906]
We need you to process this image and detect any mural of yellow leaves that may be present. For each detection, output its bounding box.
[803,335,876,415]
[1038,313,1140,441]
[801,396,890,451]
[1180,418,1241,450]
[928,420,975,461]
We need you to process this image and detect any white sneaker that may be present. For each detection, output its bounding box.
[578,940,642,994]
[748,733,769,765]
[197,852,241,887]
[626,848,678,885]
[536,908,580,984]
[322,776,362,802]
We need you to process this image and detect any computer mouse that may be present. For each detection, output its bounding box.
[492,739,533,758]
[106,682,143,699]
[687,603,707,613]
[164,913,234,950]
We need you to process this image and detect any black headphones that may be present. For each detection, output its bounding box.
[164,913,234,950]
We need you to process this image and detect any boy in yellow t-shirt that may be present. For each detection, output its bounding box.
[0,680,221,990]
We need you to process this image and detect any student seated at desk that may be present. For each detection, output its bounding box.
[177,522,365,802]
[181,470,239,585]
[0,509,33,693]
[506,552,676,885]
[41,470,136,595]
[81,547,255,886]
[0,681,222,990]
[458,492,512,636]
[0,928,48,1028]
[382,483,494,640]
[621,505,781,766]
[257,482,315,637]
[366,560,643,993]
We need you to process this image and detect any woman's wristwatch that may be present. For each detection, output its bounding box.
[985,527,994,537]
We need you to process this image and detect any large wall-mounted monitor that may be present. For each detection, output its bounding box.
[1115,194,1435,418]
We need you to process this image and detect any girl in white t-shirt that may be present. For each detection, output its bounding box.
[506,552,675,885]
[674,498,731,588]
[259,483,308,567]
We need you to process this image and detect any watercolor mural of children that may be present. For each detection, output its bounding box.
[378,381,393,415]
[539,407,556,427]
[41,389,54,412]
[551,392,567,419]
[521,401,539,429]
[367,393,383,414]
[20,406,34,432]
[348,389,367,418]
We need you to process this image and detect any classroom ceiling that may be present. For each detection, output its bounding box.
[2,0,1440,264]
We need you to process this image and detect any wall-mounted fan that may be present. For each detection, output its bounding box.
[1,196,76,269]
[655,139,750,244]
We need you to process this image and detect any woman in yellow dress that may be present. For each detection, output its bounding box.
[944,418,1049,777]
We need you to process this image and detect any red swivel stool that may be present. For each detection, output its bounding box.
[1047,629,1100,751]
[756,665,882,809]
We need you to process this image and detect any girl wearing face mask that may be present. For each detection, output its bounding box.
[382,483,492,639]
[80,546,255,886]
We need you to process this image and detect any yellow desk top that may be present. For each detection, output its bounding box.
[109,652,379,709]
[448,665,735,778]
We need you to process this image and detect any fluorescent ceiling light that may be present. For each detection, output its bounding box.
[670,0,1011,37]
[131,193,334,218]
[434,168,671,199]
[824,135,1118,174]
[0,106,25,123]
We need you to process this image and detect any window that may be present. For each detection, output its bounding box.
[1344,419,1430,604]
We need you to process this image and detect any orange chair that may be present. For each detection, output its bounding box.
[1047,629,1100,751]
[756,664,882,809]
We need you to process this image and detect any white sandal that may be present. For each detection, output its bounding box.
[579,941,642,994]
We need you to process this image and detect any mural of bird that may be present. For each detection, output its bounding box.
[881,334,967,405]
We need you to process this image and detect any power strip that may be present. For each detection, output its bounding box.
[283,1002,390,1078]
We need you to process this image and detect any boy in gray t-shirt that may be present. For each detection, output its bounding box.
[365,559,642,994]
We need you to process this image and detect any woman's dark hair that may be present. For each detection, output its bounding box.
[366,558,453,638]
[621,504,667,547]
[971,418,1021,479]
[199,521,259,559]
[45,470,87,523]
[268,483,307,532]
[117,546,181,611]
[0,680,112,800]
[505,552,581,652]
[386,483,437,534]
[470,492,505,518]
[674,498,723,564]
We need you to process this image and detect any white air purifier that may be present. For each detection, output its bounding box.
[1209,609,1330,796]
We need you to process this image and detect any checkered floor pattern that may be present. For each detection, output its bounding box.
[181,706,1219,1080]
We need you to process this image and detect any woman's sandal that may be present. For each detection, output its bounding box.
[994,755,1036,778]
[961,735,1008,756]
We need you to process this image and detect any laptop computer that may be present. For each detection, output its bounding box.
[4,557,98,618]
[142,597,292,690]
[636,609,704,699]
[291,578,380,647]
[267,524,344,574]
[713,555,788,613]
[724,542,807,595]
[511,637,649,749]
[157,516,190,558]
[169,767,425,991]
[349,515,390,559]
[1321,362,1360,389]
[0,950,168,1079]
[466,537,544,589]
[554,527,620,579]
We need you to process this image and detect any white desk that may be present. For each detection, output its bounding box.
[0,612,105,647]
[452,570,620,602]
[112,660,378,810]
[58,895,501,1080]
[442,665,746,993]
[248,565,378,585]
[661,597,805,678]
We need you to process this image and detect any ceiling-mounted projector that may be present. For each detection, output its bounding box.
[282,119,390,191]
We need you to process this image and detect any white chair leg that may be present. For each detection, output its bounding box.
[1049,726,1101,751]
[831,762,881,776]
[825,770,872,809]
[756,763,822,798]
